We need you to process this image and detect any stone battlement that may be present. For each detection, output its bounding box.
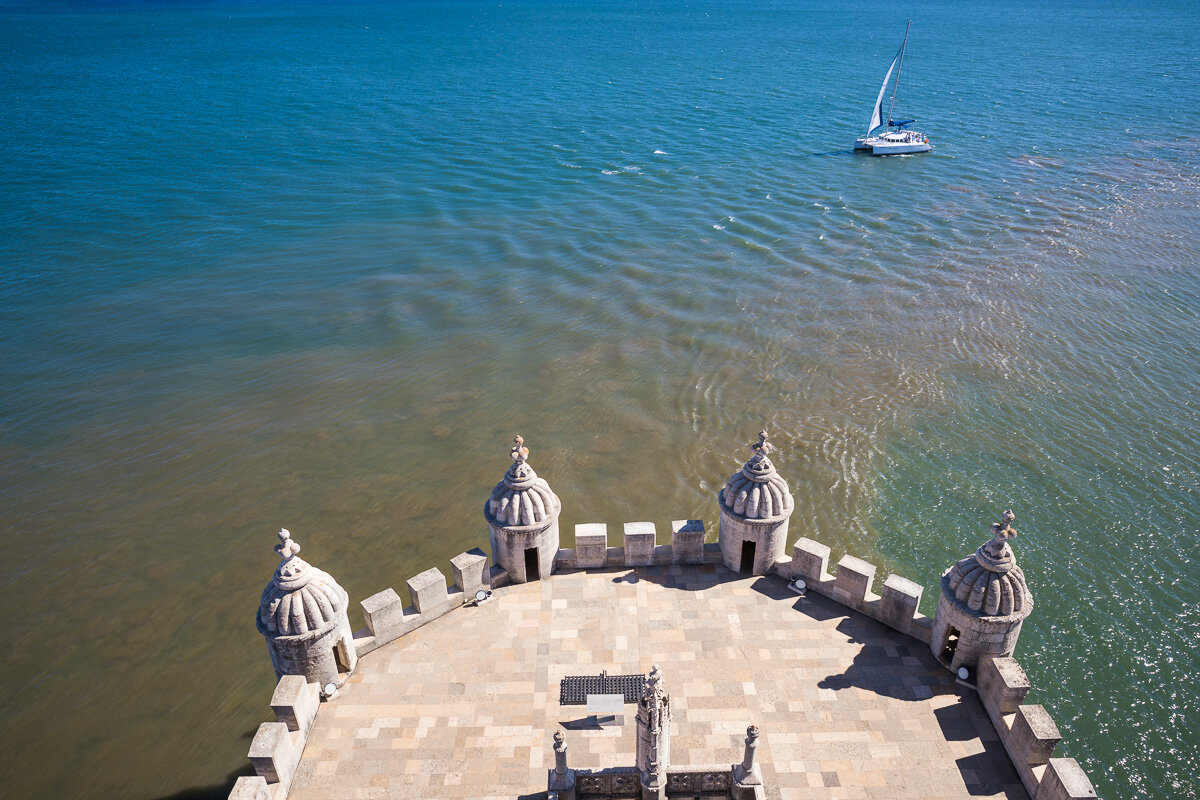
[233,516,1098,800]
[237,433,1097,799]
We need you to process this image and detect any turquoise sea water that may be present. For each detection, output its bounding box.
[2,1,1198,797]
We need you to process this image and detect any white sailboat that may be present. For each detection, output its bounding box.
[854,21,932,156]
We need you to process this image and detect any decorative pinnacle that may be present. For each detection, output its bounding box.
[991,510,1017,543]
[275,528,301,560]
[510,434,529,465]
[751,429,772,458]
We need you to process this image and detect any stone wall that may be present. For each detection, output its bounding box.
[263,618,354,687]
[976,655,1098,799]
[229,676,322,800]
[231,516,1098,800]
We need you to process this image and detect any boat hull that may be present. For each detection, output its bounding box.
[870,141,932,155]
[855,129,932,156]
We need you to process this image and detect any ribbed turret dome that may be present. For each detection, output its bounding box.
[258,529,350,637]
[484,435,561,528]
[944,511,1032,617]
[719,430,794,521]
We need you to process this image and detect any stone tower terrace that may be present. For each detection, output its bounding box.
[284,563,1024,800]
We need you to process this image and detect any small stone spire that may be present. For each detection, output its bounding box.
[275,528,301,560]
[743,430,776,478]
[272,528,312,591]
[637,664,672,788]
[991,510,1017,543]
[734,723,764,788]
[976,509,1019,573]
[552,729,568,776]
[741,725,760,772]
[720,428,793,520]
[547,726,576,797]
[504,434,536,486]
[511,434,529,465]
[646,664,665,699]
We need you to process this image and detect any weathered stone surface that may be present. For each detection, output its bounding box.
[1034,758,1097,800]
[791,538,832,583]
[574,523,609,568]
[271,675,320,734]
[361,588,405,639]
[623,521,656,567]
[718,512,788,575]
[880,573,923,628]
[227,776,271,800]
[1010,705,1061,766]
[835,554,878,602]
[450,547,488,598]
[287,565,1030,800]
[248,722,294,785]
[671,519,706,564]
[635,666,671,791]
[487,565,510,588]
[978,656,1031,715]
[407,567,449,615]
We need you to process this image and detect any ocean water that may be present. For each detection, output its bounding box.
[1,0,1198,797]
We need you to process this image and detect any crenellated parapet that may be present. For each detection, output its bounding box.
[234,434,1099,800]
[976,656,1098,799]
[228,675,322,800]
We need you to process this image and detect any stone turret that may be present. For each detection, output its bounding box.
[931,510,1033,672]
[484,435,562,583]
[718,430,795,575]
[257,529,357,685]
[635,665,672,800]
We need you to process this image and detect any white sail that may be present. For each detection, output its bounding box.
[867,55,898,134]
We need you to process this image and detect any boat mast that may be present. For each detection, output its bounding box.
[887,20,911,128]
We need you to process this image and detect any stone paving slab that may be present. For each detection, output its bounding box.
[289,564,1026,800]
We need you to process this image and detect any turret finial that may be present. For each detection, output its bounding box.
[991,510,1017,544]
[751,429,772,458]
[275,528,301,560]
[510,434,529,465]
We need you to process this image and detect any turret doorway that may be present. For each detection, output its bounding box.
[939,626,961,666]
[524,546,540,581]
[740,540,756,573]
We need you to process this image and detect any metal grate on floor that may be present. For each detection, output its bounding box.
[559,671,646,705]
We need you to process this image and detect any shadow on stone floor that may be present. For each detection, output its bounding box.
[954,750,1027,798]
[146,766,255,800]
[623,564,733,594]
[816,617,952,702]
[935,696,992,741]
